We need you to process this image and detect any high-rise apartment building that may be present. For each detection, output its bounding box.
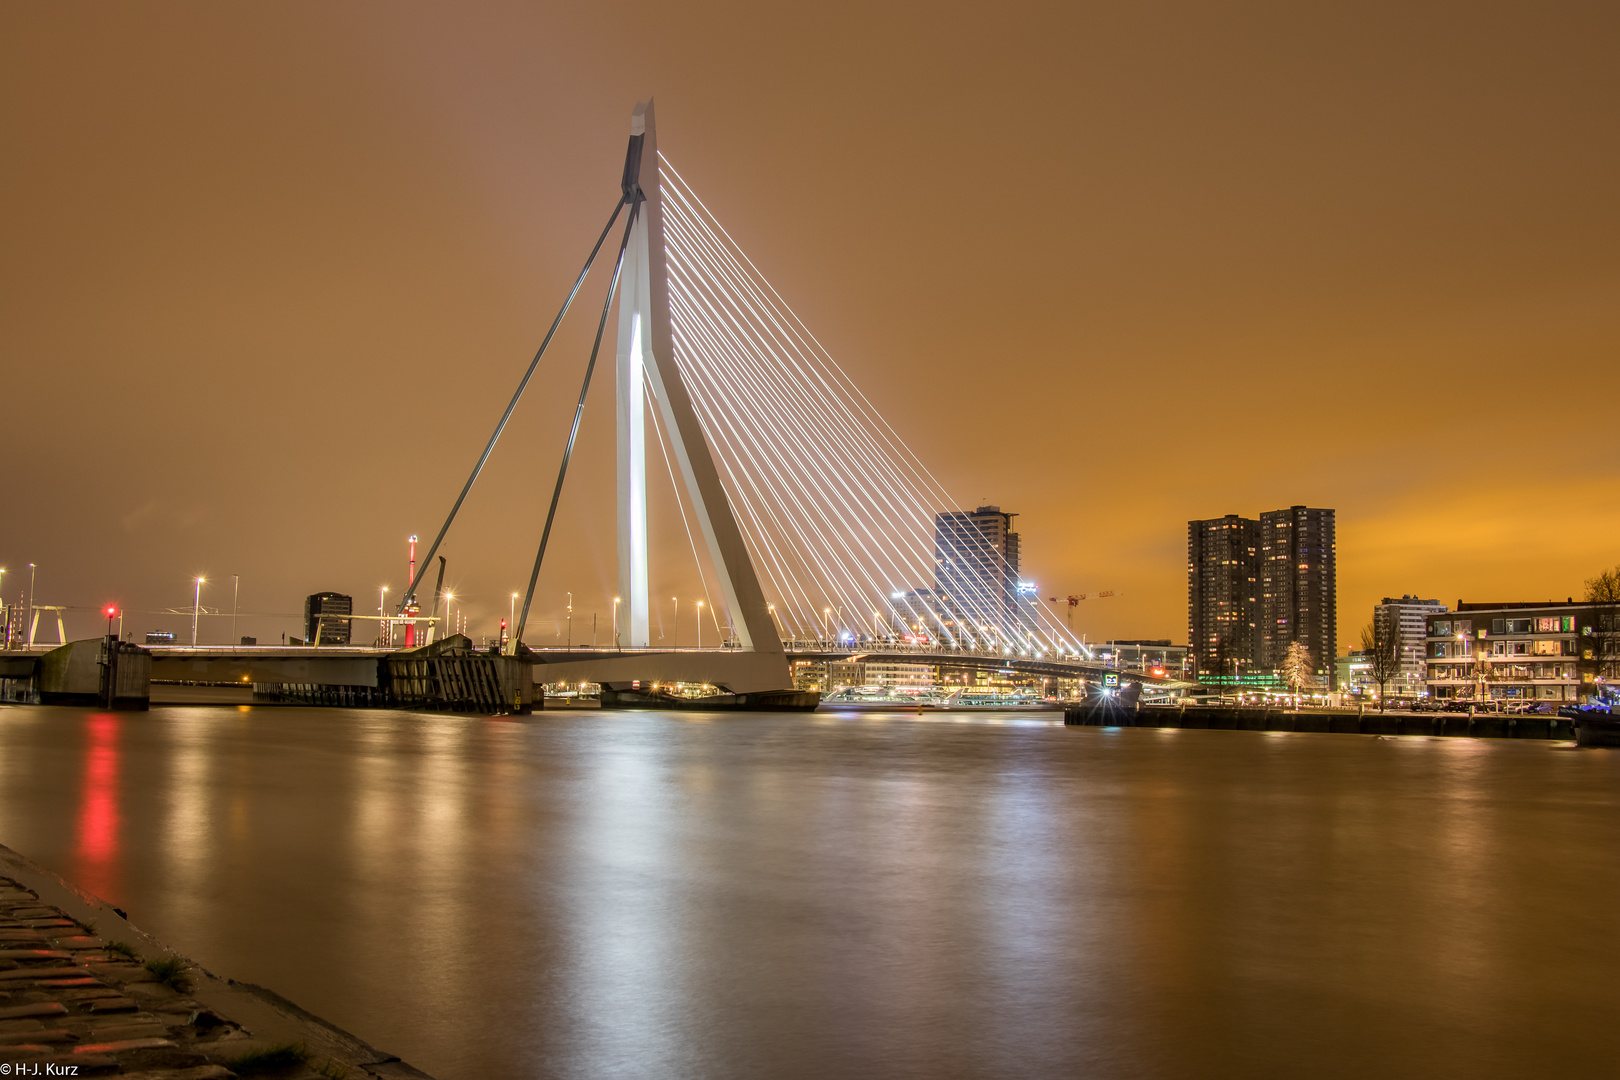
[1258,507,1337,688]
[1187,514,1260,681]
[1188,507,1337,688]
[1374,595,1447,697]
[935,506,1021,621]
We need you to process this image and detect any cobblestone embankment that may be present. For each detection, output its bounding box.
[0,845,434,1080]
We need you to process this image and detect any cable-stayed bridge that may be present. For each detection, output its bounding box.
[381,97,1149,702]
[1,100,1179,713]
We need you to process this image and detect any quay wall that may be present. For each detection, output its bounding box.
[1064,703,1578,741]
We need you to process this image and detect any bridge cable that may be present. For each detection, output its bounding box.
[657,158,1087,657]
[395,197,628,618]
[513,198,642,647]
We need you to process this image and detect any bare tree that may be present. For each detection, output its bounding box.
[1278,641,1315,699]
[1579,565,1620,703]
[1360,621,1400,712]
[1586,566,1620,604]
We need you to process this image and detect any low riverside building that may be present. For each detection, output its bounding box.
[1088,640,1189,679]
[1337,649,1373,697]
[863,661,936,691]
[1426,601,1584,703]
[824,660,865,691]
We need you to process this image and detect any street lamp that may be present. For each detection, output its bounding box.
[696,600,704,649]
[510,593,519,650]
[567,592,572,649]
[1457,631,1467,700]
[231,575,240,649]
[380,586,389,647]
[613,597,620,650]
[445,593,455,637]
[191,577,206,647]
[823,607,832,642]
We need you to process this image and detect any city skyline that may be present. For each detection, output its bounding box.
[3,3,1616,648]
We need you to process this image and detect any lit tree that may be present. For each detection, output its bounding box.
[1360,621,1401,712]
[1579,565,1620,703]
[1278,641,1316,698]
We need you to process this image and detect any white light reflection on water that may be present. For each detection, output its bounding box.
[0,707,1613,1080]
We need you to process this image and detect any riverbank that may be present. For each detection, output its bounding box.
[1064,702,1580,740]
[0,843,434,1079]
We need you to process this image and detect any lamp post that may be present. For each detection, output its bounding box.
[823,607,831,642]
[696,600,704,649]
[613,597,620,650]
[27,564,36,644]
[232,575,240,648]
[1456,631,1467,700]
[191,577,206,646]
[566,592,573,649]
[380,586,389,647]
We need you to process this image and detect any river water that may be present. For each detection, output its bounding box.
[0,705,1615,1079]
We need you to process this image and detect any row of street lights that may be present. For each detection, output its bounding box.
[0,564,36,648]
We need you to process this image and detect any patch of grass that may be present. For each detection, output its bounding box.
[227,1043,311,1076]
[143,955,191,991]
[106,940,139,961]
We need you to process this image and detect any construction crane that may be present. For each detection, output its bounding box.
[1046,591,1118,625]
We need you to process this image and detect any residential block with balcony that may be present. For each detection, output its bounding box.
[1426,602,1584,702]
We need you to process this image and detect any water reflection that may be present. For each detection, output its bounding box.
[162,714,214,928]
[75,714,121,900]
[0,708,1615,1080]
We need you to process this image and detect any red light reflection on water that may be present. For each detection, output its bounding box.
[76,714,121,900]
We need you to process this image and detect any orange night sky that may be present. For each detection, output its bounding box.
[3,2,1616,647]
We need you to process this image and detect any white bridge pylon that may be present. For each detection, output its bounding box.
[401,97,1088,690]
[615,99,780,657]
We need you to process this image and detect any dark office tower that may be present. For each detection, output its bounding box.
[1258,507,1337,688]
[935,506,1021,622]
[304,592,353,646]
[1187,514,1260,680]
